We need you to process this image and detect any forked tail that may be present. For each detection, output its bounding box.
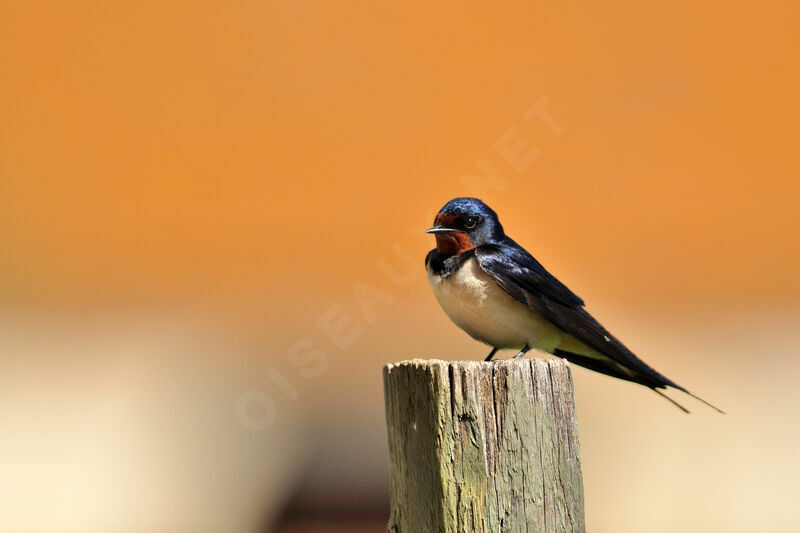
[653,386,726,415]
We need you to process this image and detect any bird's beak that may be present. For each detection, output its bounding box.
[426,227,460,234]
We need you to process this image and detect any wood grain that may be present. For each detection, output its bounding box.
[384,358,584,532]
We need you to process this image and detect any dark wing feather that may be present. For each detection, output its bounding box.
[475,239,584,308]
[475,241,684,391]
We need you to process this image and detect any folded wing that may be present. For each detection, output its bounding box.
[475,241,684,391]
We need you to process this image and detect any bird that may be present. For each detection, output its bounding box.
[425,197,722,413]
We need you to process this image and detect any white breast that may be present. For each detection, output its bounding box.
[427,257,565,352]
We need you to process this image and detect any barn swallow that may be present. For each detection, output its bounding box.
[425,197,722,413]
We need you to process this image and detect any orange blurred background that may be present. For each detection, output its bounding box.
[2,1,799,532]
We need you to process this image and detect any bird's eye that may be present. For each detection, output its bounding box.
[464,216,478,229]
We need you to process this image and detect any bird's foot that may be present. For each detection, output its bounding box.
[513,345,530,359]
[484,347,498,362]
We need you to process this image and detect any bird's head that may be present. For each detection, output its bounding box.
[427,197,504,256]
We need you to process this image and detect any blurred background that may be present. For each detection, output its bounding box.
[2,1,799,532]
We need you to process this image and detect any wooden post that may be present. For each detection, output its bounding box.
[383,358,585,533]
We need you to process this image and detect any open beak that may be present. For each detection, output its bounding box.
[426,227,460,234]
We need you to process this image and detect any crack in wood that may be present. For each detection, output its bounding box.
[385,358,585,532]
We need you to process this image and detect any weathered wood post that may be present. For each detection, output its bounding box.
[383,358,584,533]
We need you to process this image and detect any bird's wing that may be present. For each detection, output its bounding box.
[474,240,584,307]
[474,242,682,390]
